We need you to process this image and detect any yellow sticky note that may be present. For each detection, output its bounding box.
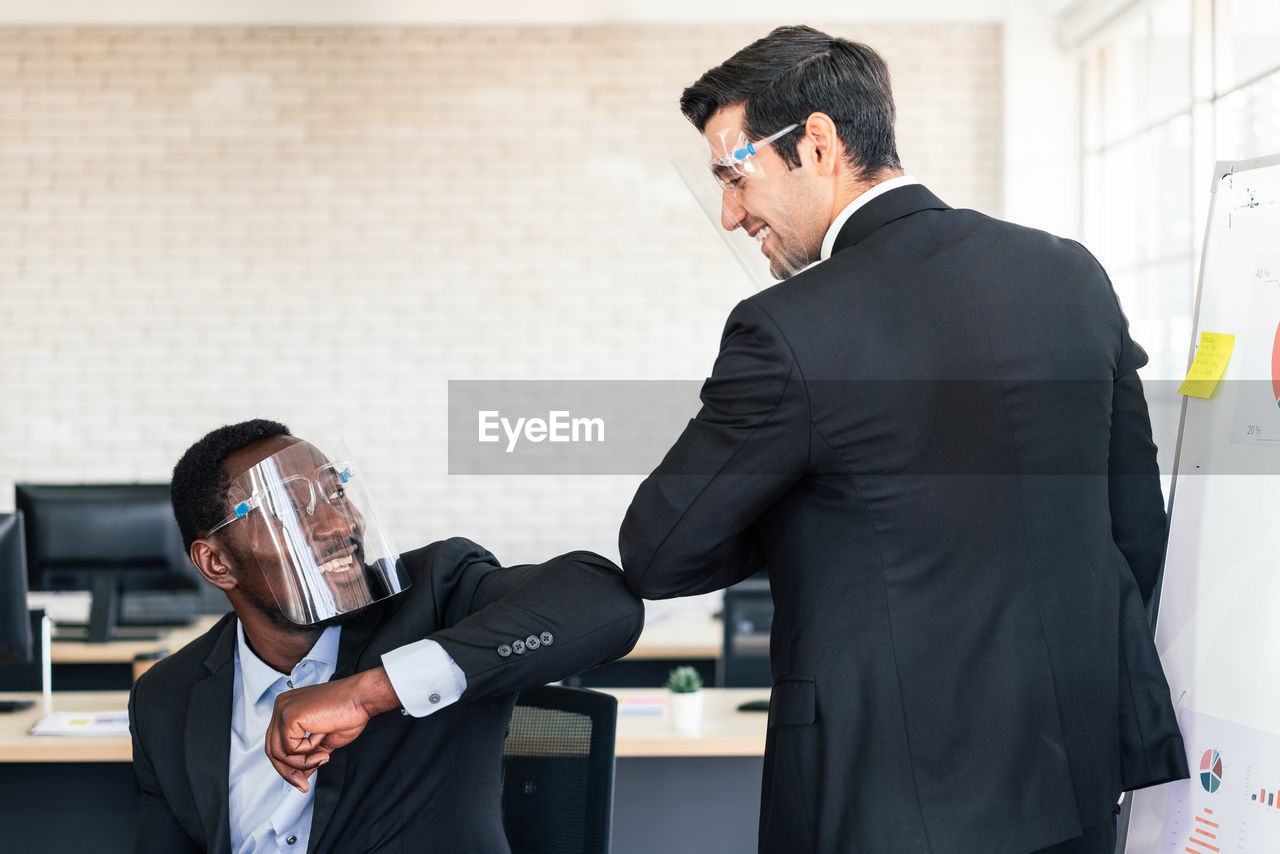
[1177,332,1235,399]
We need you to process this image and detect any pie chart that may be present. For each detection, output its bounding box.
[1200,748,1223,793]
[1272,321,1280,405]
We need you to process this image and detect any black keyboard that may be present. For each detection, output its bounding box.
[118,591,200,626]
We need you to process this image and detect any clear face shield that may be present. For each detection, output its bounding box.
[672,123,815,290]
[207,440,411,626]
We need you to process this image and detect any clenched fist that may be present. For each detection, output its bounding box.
[265,666,401,792]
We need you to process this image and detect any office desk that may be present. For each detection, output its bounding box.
[0,687,768,763]
[0,686,769,854]
[49,614,222,666]
[44,614,224,690]
[609,687,766,854]
[574,612,724,688]
[0,691,131,762]
[45,613,711,689]
[623,612,721,660]
[43,611,722,663]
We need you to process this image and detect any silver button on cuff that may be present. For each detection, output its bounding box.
[497,644,512,658]
[428,693,441,704]
[286,835,298,846]
[512,640,526,654]
[525,634,540,650]
[540,631,554,645]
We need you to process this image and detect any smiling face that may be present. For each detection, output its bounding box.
[220,437,373,625]
[703,104,831,279]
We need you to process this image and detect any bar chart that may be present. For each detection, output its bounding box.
[1164,711,1280,853]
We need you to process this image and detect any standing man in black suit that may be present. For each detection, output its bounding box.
[130,419,643,853]
[621,26,1187,854]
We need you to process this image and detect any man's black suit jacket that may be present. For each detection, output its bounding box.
[129,537,644,854]
[621,185,1188,853]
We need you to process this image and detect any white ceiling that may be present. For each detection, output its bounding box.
[0,0,1076,26]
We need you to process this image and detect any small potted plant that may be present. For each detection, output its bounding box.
[666,665,704,733]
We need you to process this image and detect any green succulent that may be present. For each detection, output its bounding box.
[665,665,704,693]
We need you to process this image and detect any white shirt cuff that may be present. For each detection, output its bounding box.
[381,638,467,718]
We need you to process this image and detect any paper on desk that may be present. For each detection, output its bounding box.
[29,710,130,736]
[619,696,667,716]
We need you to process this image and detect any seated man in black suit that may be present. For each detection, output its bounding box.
[129,419,644,853]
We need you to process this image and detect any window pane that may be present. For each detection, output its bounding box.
[1101,14,1150,145]
[1082,49,1105,152]
[1083,152,1105,250]
[1148,0,1193,120]
[1097,140,1142,272]
[1143,115,1194,263]
[1137,258,1195,477]
[1139,258,1196,381]
[1215,0,1280,95]
[1214,67,1280,161]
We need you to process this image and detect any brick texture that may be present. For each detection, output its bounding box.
[0,25,1002,564]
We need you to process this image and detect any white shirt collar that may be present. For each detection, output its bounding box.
[235,620,341,707]
[819,174,920,261]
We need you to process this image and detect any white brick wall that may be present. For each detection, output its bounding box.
[0,25,1002,565]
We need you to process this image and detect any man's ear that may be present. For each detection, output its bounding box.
[801,111,844,178]
[191,539,238,591]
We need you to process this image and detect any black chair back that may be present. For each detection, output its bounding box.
[501,685,617,854]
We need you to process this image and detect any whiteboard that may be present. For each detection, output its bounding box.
[1125,154,1280,853]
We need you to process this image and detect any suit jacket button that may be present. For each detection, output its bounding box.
[525,634,540,650]
[540,631,553,645]
[512,640,526,654]
[497,644,512,658]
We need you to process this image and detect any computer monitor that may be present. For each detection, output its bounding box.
[0,512,32,665]
[718,569,773,688]
[15,484,202,639]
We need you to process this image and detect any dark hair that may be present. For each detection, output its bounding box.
[680,25,900,181]
[171,419,292,551]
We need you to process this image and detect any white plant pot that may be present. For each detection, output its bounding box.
[669,690,704,733]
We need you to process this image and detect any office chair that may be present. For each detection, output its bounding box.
[718,572,773,688]
[501,685,618,854]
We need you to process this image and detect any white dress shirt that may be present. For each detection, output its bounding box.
[228,622,466,853]
[229,622,339,854]
[819,174,920,261]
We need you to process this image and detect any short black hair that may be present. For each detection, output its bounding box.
[680,25,900,181]
[171,419,292,551]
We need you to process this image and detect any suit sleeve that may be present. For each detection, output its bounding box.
[129,682,202,854]
[1108,306,1168,608]
[619,298,810,598]
[418,538,644,701]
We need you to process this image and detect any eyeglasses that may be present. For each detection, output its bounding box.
[207,461,355,536]
[710,123,800,192]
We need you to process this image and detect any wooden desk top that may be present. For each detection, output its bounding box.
[610,687,767,757]
[0,692,133,762]
[50,615,223,665]
[0,687,769,763]
[623,612,721,661]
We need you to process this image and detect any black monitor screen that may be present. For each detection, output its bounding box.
[0,512,32,664]
[14,484,197,594]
